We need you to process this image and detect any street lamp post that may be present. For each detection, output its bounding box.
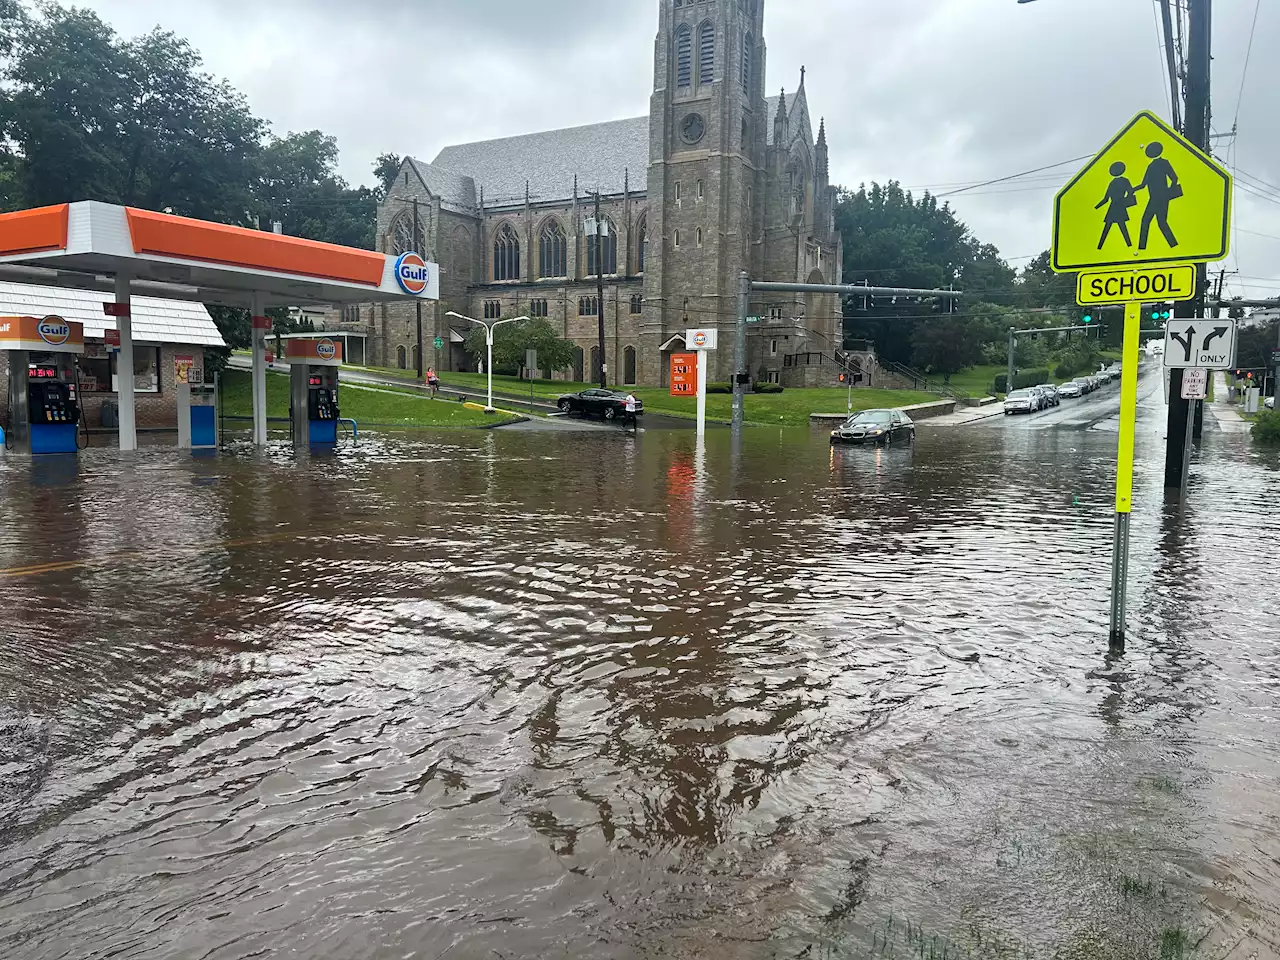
[446,311,529,413]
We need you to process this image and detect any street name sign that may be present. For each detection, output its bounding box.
[1163,319,1237,369]
[1076,264,1197,305]
[1180,367,1208,400]
[1052,111,1232,274]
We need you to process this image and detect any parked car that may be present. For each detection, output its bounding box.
[557,389,643,421]
[830,409,915,445]
[1266,396,1275,410]
[1004,388,1039,415]
[1058,381,1083,399]
[1037,384,1060,407]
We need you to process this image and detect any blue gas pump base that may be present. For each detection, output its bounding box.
[30,424,78,455]
[309,420,338,446]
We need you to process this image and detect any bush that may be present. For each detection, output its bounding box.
[1054,363,1073,381]
[1252,410,1280,444]
[993,368,1051,394]
[706,381,732,394]
[753,381,784,394]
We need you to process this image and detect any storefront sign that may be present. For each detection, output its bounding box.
[105,329,121,347]
[0,315,85,353]
[174,354,195,384]
[394,252,431,296]
[286,337,343,366]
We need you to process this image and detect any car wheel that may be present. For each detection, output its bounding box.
[604,406,618,421]
[558,399,572,413]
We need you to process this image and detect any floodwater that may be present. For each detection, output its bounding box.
[1,415,1278,959]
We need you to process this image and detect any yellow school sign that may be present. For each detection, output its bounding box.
[1051,111,1232,273]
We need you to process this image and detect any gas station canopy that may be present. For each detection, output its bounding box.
[0,201,438,307]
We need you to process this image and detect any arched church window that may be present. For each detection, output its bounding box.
[587,218,618,276]
[539,219,567,278]
[741,33,753,91]
[636,217,648,273]
[493,223,520,282]
[390,211,426,256]
[698,21,715,85]
[675,25,693,88]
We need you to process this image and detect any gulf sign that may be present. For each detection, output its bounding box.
[0,315,84,354]
[395,253,431,296]
[286,337,343,367]
[686,327,718,351]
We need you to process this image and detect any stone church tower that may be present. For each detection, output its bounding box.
[643,0,768,380]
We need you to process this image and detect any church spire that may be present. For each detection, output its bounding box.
[774,87,788,146]
[815,118,829,184]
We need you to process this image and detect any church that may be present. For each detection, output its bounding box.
[350,0,844,387]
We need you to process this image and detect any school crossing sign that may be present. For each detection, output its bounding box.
[1051,110,1232,274]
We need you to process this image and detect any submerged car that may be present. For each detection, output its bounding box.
[557,389,643,420]
[830,409,915,445]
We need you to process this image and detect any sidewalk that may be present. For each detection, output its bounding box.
[1207,370,1252,434]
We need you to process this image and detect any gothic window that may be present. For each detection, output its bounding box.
[587,218,618,276]
[630,294,643,315]
[391,211,426,256]
[624,346,637,385]
[579,296,599,317]
[484,300,502,319]
[531,299,549,318]
[675,25,693,89]
[396,345,407,369]
[697,179,704,200]
[698,21,715,85]
[538,219,567,278]
[493,223,520,281]
[741,33,753,91]
[590,346,602,382]
[696,227,703,247]
[636,217,648,273]
[674,229,681,248]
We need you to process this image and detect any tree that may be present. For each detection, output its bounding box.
[256,130,377,248]
[464,318,576,377]
[1015,252,1077,310]
[373,153,403,197]
[910,318,984,377]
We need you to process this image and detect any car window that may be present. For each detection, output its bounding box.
[848,411,892,425]
[1008,390,1033,399]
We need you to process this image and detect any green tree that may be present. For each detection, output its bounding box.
[256,130,376,248]
[910,317,984,377]
[464,318,576,377]
[373,153,403,197]
[1016,251,1077,310]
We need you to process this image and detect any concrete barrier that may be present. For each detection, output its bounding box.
[809,399,956,425]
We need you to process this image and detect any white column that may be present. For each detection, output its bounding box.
[696,348,708,438]
[251,293,268,446]
[115,274,137,451]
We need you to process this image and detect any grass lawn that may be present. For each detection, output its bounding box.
[940,364,1006,398]
[440,371,596,401]
[220,369,518,429]
[632,387,937,426]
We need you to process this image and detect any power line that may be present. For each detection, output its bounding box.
[1233,0,1263,129]
[935,155,1093,199]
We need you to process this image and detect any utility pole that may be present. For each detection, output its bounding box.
[1164,0,1211,490]
[412,198,424,380]
[733,272,749,433]
[1007,327,1017,394]
[594,191,607,388]
[1194,268,1227,440]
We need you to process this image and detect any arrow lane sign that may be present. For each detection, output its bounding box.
[1163,319,1237,369]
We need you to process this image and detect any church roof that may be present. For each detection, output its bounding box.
[431,117,650,207]
[766,83,814,149]
[405,158,476,214]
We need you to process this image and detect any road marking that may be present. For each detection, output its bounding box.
[0,533,303,580]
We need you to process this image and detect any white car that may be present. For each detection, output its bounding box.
[1004,388,1039,415]
[1267,396,1275,411]
[1058,381,1083,399]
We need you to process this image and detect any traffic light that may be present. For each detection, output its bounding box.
[1150,306,1173,322]
[1082,312,1094,325]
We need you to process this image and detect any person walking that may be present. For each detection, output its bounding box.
[623,391,639,430]
[1136,141,1182,251]
[1095,161,1137,250]
[425,367,440,399]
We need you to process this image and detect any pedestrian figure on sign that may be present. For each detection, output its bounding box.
[1136,141,1182,250]
[1096,161,1137,250]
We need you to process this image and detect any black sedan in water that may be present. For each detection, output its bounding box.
[557,389,643,421]
[830,409,915,446]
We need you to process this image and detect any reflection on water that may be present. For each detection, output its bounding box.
[1,424,1278,959]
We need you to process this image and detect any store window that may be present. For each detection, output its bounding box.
[77,346,161,394]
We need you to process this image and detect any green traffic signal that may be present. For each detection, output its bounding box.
[1082,314,1093,324]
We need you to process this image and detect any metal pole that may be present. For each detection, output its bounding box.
[1165,0,1212,490]
[732,271,749,433]
[1157,0,1183,131]
[486,326,495,413]
[1109,301,1143,648]
[413,199,424,380]
[115,273,137,451]
[1007,326,1016,394]
[696,347,707,438]
[595,192,607,389]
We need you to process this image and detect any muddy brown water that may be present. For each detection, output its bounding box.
[1,422,1277,959]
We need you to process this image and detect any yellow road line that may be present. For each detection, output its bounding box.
[0,532,303,579]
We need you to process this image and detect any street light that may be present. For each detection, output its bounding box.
[446,311,528,413]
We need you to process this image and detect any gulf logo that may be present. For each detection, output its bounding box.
[316,339,337,362]
[38,316,71,346]
[395,252,430,296]
[691,330,710,349]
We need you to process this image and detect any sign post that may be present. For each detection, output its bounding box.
[685,328,718,438]
[1050,109,1232,649]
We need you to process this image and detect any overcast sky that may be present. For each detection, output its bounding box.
[79,0,1279,298]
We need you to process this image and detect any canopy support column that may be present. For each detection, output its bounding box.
[115,273,137,451]
[251,293,269,447]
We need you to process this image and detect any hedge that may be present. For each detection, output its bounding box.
[1252,410,1280,444]
[753,381,784,394]
[993,369,1051,394]
[707,382,732,394]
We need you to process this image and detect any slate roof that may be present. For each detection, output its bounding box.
[405,158,476,214]
[765,88,814,149]
[0,282,226,347]
[429,116,650,207]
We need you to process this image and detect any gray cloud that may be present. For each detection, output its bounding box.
[80,0,1280,296]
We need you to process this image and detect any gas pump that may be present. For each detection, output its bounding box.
[287,337,343,447]
[1,316,85,455]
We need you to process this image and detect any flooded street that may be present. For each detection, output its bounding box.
[1,416,1278,959]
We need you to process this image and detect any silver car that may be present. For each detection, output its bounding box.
[1004,388,1038,415]
[1037,384,1060,407]
[1058,381,1083,399]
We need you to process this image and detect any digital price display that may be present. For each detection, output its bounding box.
[669,353,698,398]
[28,365,58,380]
[309,376,323,386]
